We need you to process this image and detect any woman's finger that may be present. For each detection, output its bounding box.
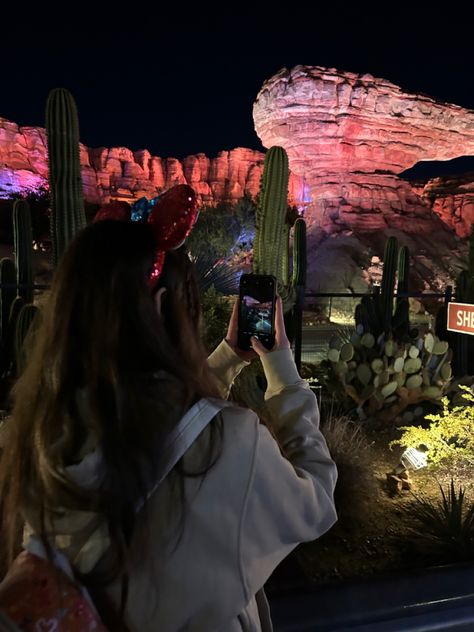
[250,335,268,356]
[274,296,290,348]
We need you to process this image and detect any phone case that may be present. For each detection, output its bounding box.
[238,274,276,351]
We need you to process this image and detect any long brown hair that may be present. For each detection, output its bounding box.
[0,220,223,621]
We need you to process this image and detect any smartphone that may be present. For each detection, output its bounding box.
[238,274,277,351]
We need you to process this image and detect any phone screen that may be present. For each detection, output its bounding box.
[238,274,276,350]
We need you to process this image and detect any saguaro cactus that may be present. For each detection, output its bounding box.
[233,147,308,406]
[253,146,307,308]
[13,303,40,376]
[13,199,33,303]
[355,237,411,340]
[292,218,307,288]
[0,258,16,376]
[0,258,16,348]
[46,88,86,266]
[394,245,410,337]
[253,146,290,287]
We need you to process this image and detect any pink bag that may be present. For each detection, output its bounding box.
[0,551,108,631]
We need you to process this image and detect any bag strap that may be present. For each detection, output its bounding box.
[23,396,230,605]
[135,396,230,512]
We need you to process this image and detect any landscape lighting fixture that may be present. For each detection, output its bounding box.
[400,447,428,471]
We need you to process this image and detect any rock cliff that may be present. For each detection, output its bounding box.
[253,65,474,293]
[0,117,304,206]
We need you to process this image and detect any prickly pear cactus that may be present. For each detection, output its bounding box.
[327,328,452,422]
[328,235,452,422]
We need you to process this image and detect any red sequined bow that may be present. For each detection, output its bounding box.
[94,184,199,289]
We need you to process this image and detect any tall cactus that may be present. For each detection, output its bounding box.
[13,199,33,303]
[13,303,40,376]
[394,245,410,338]
[355,238,410,340]
[46,88,86,266]
[0,258,16,377]
[292,218,307,369]
[253,146,290,289]
[234,147,308,405]
[253,146,307,309]
[0,258,16,348]
[292,218,307,289]
[380,236,398,332]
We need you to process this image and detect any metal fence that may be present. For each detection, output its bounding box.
[0,283,455,372]
[296,289,452,367]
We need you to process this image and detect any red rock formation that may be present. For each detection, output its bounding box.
[420,173,474,239]
[253,66,474,236]
[0,117,304,207]
[254,65,474,176]
[253,65,474,292]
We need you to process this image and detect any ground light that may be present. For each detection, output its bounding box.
[387,447,428,494]
[400,447,428,471]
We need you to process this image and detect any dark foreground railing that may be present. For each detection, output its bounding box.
[269,562,474,631]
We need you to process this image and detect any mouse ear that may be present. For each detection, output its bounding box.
[147,184,199,251]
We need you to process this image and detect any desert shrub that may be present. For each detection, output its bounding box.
[290,413,377,585]
[390,385,474,467]
[200,287,233,353]
[406,479,474,563]
[320,414,377,527]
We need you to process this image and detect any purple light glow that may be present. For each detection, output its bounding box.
[0,168,48,199]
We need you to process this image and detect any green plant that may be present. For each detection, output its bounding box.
[407,479,474,561]
[355,237,410,339]
[200,287,233,353]
[294,414,376,582]
[390,385,474,466]
[187,203,241,263]
[13,199,33,303]
[192,252,239,295]
[253,147,289,287]
[233,192,257,243]
[327,237,452,422]
[0,200,38,384]
[319,413,376,526]
[252,146,306,312]
[321,415,372,469]
[233,147,308,410]
[0,259,16,351]
[46,88,86,266]
[13,304,40,376]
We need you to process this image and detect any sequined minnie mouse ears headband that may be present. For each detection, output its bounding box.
[93,184,199,290]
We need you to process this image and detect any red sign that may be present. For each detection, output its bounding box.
[447,302,474,335]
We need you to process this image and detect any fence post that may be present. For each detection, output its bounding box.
[294,287,303,373]
[445,285,453,305]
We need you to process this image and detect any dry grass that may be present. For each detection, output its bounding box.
[320,414,378,527]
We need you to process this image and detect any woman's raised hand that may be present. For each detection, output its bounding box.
[225,296,290,361]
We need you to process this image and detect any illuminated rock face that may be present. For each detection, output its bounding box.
[254,65,474,176]
[253,65,474,292]
[0,117,304,206]
[421,174,474,239]
[253,65,474,235]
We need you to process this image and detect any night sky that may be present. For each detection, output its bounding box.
[2,4,473,178]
